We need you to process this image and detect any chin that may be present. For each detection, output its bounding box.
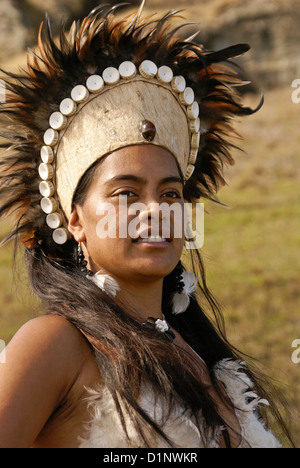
[132,258,177,279]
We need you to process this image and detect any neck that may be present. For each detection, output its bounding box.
[114,277,164,323]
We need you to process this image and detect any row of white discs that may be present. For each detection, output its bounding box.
[38,60,200,245]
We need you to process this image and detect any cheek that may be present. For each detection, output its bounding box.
[86,233,131,274]
[82,204,131,261]
[82,197,116,239]
[172,237,185,262]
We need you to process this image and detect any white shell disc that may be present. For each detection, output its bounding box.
[49,111,67,131]
[86,75,104,93]
[139,60,157,78]
[189,148,198,165]
[71,85,89,103]
[40,197,57,214]
[185,164,195,180]
[119,61,137,79]
[43,128,58,146]
[39,180,54,198]
[46,212,63,229]
[191,132,200,150]
[53,228,69,245]
[102,67,120,85]
[60,98,77,116]
[179,87,195,106]
[189,117,200,133]
[38,163,54,181]
[187,101,199,119]
[40,146,54,164]
[157,65,173,84]
[171,75,186,93]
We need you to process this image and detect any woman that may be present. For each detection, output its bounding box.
[0,3,290,448]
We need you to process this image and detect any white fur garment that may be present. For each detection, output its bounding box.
[79,359,282,448]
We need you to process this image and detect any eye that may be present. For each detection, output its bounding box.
[115,190,137,197]
[162,191,181,199]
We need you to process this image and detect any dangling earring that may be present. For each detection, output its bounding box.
[77,243,120,297]
[171,261,197,315]
[174,261,185,294]
[77,243,93,276]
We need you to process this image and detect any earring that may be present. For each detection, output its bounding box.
[77,242,120,297]
[77,243,93,276]
[171,261,197,315]
[174,261,185,293]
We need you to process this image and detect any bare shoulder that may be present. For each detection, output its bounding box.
[9,314,92,372]
[14,314,88,348]
[0,314,94,447]
[16,313,82,339]
[1,314,94,402]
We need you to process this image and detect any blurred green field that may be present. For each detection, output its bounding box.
[0,86,299,445]
[202,86,300,445]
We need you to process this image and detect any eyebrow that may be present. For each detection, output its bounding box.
[104,174,183,186]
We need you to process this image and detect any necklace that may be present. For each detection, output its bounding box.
[142,317,175,342]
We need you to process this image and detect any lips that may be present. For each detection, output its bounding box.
[135,235,170,243]
[133,226,172,244]
[132,228,172,243]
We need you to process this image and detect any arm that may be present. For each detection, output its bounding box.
[0,314,87,448]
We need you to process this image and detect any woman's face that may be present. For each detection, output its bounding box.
[69,145,185,285]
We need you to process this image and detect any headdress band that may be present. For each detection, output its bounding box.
[38,60,200,244]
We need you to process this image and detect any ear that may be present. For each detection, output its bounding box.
[68,205,86,243]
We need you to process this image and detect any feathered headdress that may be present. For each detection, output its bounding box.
[0,1,262,255]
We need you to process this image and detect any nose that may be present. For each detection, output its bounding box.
[139,200,164,224]
[148,200,160,220]
[135,198,173,240]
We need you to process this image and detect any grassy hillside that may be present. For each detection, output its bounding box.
[202,86,300,445]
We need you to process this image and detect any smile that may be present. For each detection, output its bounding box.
[135,236,170,243]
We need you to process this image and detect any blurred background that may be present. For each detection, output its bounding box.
[0,0,299,446]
